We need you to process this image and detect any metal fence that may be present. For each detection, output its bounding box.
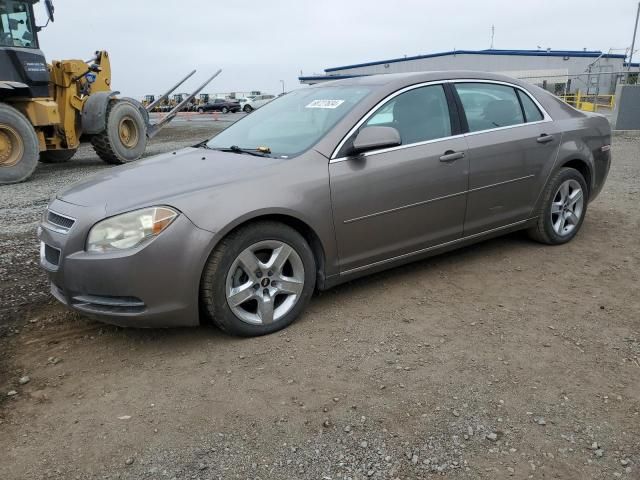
[515,71,637,113]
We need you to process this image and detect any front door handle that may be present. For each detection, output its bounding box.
[439,150,465,162]
[536,134,554,144]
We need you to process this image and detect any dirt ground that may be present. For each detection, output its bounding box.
[0,126,638,480]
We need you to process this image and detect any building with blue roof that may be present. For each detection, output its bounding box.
[299,49,630,94]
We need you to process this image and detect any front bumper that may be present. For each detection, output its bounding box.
[38,199,216,328]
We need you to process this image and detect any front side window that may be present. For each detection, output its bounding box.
[207,85,371,158]
[363,84,452,144]
[455,83,524,132]
[0,0,37,48]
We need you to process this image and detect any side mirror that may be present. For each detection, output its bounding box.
[351,126,401,155]
[45,0,55,22]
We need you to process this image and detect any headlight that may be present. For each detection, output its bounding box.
[86,206,178,253]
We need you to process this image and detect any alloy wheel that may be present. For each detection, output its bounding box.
[225,240,305,325]
[550,179,584,236]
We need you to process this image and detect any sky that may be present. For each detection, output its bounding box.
[35,0,638,99]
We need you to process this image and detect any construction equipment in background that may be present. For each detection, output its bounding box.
[0,0,220,184]
[142,94,155,108]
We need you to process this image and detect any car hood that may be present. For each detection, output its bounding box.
[57,147,285,215]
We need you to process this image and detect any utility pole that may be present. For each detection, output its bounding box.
[628,1,640,71]
[490,25,495,49]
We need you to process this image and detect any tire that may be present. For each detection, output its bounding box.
[221,107,229,114]
[527,167,588,245]
[197,108,204,113]
[200,221,316,337]
[243,105,253,113]
[39,148,77,163]
[0,103,39,184]
[91,100,147,165]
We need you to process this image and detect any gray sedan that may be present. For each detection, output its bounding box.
[38,71,611,336]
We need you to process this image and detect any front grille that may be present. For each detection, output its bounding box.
[44,244,61,266]
[47,210,76,232]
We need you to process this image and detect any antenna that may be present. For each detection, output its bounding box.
[490,25,495,49]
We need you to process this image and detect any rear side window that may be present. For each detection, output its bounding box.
[455,83,524,132]
[364,84,452,144]
[517,90,544,122]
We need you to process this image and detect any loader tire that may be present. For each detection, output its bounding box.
[0,103,39,184]
[39,149,77,163]
[91,100,147,165]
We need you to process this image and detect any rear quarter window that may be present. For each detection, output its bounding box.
[517,90,544,122]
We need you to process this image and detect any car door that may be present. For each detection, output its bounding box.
[452,81,561,235]
[329,83,469,274]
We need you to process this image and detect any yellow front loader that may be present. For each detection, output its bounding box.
[0,0,219,184]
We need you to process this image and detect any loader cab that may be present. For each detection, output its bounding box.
[0,0,38,48]
[0,0,50,97]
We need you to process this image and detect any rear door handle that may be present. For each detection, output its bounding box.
[439,150,465,162]
[536,134,554,144]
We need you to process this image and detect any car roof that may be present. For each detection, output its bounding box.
[312,70,535,90]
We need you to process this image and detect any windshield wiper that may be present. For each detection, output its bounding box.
[199,144,272,157]
[228,145,271,157]
[210,145,270,157]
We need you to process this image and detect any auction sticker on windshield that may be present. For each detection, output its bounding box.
[306,99,345,109]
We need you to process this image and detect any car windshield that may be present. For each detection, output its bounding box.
[206,86,372,157]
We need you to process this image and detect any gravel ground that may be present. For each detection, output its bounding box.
[0,129,638,480]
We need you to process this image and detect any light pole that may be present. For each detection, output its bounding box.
[280,80,285,94]
[628,2,640,72]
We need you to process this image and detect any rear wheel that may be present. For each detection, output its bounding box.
[200,221,316,336]
[0,103,39,184]
[527,167,588,245]
[197,107,204,113]
[91,100,147,165]
[39,148,77,163]
[221,107,229,114]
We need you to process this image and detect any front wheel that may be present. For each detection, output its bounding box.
[221,107,229,114]
[91,100,147,165]
[527,167,588,245]
[243,105,252,113]
[200,221,316,336]
[197,108,204,113]
[0,103,39,184]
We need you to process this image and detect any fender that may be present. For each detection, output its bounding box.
[530,133,595,215]
[81,91,119,134]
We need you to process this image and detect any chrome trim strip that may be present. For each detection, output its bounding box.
[329,78,554,161]
[343,190,467,224]
[339,219,530,276]
[462,119,552,138]
[468,174,535,193]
